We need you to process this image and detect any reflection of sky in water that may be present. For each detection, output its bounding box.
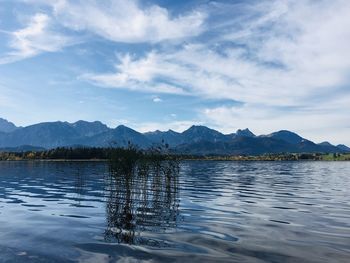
[0,161,350,262]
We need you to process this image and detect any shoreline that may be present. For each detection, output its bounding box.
[0,158,349,162]
[1,147,350,162]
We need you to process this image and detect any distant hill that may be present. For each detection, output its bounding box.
[0,117,349,155]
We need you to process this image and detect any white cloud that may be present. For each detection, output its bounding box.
[0,13,72,64]
[1,0,205,63]
[49,0,205,43]
[1,0,350,144]
[86,0,350,105]
[85,0,350,144]
[81,52,187,94]
[152,96,162,103]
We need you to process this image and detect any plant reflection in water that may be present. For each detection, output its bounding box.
[105,157,180,245]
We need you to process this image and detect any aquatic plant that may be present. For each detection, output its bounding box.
[105,143,180,245]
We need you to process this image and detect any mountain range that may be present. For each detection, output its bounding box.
[0,118,349,155]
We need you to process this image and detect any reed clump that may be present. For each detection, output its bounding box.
[106,144,180,244]
[108,144,179,177]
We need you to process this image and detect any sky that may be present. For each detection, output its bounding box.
[0,0,349,145]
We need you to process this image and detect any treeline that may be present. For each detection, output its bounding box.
[0,147,111,161]
[0,146,175,161]
[182,153,350,161]
[0,147,349,161]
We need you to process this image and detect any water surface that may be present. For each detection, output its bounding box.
[0,161,349,262]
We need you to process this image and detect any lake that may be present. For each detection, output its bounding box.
[0,161,349,262]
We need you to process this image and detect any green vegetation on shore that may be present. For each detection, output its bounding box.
[0,147,349,161]
[182,153,350,161]
[0,147,110,161]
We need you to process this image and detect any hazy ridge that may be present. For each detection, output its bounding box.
[0,118,349,155]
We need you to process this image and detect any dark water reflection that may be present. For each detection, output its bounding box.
[105,161,180,245]
[0,161,350,262]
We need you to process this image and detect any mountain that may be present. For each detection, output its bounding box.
[181,125,228,143]
[0,118,18,133]
[0,122,81,149]
[79,125,152,148]
[145,125,229,147]
[144,129,183,146]
[175,136,293,155]
[236,128,255,137]
[70,120,110,137]
[0,121,151,149]
[0,117,348,154]
[316,141,342,153]
[175,136,346,156]
[318,141,333,147]
[264,130,305,144]
[337,144,350,152]
[144,125,255,147]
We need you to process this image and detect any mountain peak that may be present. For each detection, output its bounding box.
[115,125,140,135]
[187,125,207,130]
[0,118,19,133]
[70,120,109,137]
[184,125,219,134]
[116,124,130,130]
[266,130,304,144]
[318,141,333,147]
[167,129,179,134]
[182,125,226,143]
[337,144,350,152]
[236,128,255,137]
[73,120,104,125]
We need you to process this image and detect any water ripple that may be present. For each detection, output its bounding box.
[0,161,349,262]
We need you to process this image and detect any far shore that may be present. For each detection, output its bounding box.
[1,155,350,162]
[1,147,350,162]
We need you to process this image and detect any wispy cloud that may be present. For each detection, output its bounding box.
[1,0,349,144]
[1,0,205,63]
[81,52,188,94]
[84,0,350,143]
[50,0,205,43]
[22,0,205,43]
[0,13,72,64]
[86,0,350,105]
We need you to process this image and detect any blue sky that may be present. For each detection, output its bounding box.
[0,0,349,145]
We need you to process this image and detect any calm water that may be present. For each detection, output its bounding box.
[0,161,349,262]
